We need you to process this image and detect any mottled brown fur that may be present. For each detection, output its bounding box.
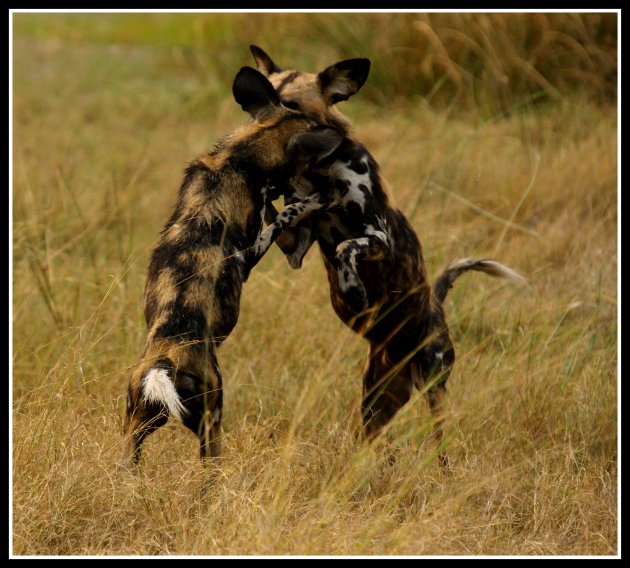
[252,47,524,468]
[122,67,339,468]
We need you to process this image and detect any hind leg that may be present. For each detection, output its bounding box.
[176,361,223,461]
[422,342,455,470]
[122,381,168,468]
[361,349,413,441]
[196,385,222,460]
[426,381,450,469]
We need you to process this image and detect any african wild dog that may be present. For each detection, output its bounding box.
[122,66,343,467]
[250,46,526,466]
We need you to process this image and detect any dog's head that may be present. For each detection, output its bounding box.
[250,45,370,135]
[232,66,344,176]
[234,61,349,269]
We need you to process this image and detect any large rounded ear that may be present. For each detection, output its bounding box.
[317,58,371,105]
[232,66,281,119]
[250,45,283,77]
[288,127,344,164]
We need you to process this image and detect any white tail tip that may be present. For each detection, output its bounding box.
[142,368,188,422]
[477,260,529,286]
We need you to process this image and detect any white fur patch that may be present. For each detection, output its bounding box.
[365,224,389,246]
[337,237,369,292]
[376,215,393,246]
[211,407,222,426]
[435,351,445,370]
[142,368,188,422]
[329,157,371,211]
[478,260,529,285]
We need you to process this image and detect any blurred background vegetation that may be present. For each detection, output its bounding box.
[15,12,617,116]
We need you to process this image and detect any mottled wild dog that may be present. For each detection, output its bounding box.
[122,66,343,467]
[250,46,526,466]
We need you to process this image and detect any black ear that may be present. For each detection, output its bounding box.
[288,127,344,164]
[317,58,371,104]
[232,66,281,118]
[250,44,283,77]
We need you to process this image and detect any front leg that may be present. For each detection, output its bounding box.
[249,195,325,269]
[263,202,307,259]
[335,236,389,311]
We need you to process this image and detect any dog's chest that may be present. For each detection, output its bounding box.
[322,157,391,247]
[327,155,372,211]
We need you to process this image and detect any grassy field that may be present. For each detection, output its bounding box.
[11,12,618,556]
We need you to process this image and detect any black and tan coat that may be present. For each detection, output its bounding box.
[250,46,526,466]
[123,66,343,467]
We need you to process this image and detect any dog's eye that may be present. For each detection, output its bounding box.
[283,100,301,111]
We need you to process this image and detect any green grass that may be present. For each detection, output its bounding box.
[12,12,617,556]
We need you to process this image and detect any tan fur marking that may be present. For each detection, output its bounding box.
[179,169,252,230]
[164,222,185,243]
[270,72,351,132]
[199,152,227,171]
[182,277,212,309]
[153,268,178,307]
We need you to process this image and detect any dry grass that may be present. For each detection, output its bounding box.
[11,13,617,556]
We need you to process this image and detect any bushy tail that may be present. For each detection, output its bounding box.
[433,257,528,304]
[141,367,188,422]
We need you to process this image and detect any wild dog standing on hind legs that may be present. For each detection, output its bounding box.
[250,46,527,467]
[122,66,344,468]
